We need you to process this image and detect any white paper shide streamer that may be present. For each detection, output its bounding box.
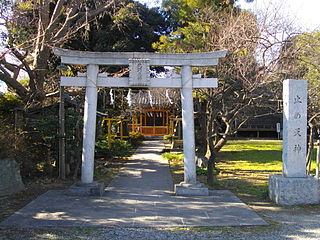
[109,89,114,105]
[166,89,173,104]
[126,89,132,106]
[148,90,153,107]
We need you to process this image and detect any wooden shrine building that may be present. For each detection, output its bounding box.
[104,89,181,138]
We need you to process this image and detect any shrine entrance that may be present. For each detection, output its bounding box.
[132,108,170,136]
[54,48,227,196]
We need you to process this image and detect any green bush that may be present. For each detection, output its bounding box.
[111,139,133,156]
[0,125,52,178]
[0,93,21,118]
[96,138,133,157]
[129,131,144,147]
[95,139,109,155]
[0,94,83,179]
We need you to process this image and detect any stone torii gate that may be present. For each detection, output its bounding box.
[54,48,227,196]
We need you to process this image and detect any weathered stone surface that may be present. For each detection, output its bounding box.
[181,65,197,185]
[60,75,218,88]
[128,58,150,87]
[269,80,318,206]
[282,79,308,177]
[81,64,99,185]
[54,48,227,192]
[269,175,320,205]
[53,48,228,66]
[0,141,266,228]
[175,182,209,196]
[0,158,25,196]
[68,181,104,196]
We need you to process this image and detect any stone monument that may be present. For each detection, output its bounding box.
[0,158,25,196]
[269,79,320,205]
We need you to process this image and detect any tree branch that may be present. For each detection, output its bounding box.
[51,0,116,45]
[11,48,37,92]
[0,65,28,98]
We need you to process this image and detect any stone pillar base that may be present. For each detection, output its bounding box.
[269,175,320,205]
[174,182,209,196]
[67,181,104,196]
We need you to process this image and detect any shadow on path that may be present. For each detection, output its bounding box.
[0,140,267,228]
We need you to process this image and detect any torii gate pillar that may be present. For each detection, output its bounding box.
[81,65,99,184]
[54,48,227,196]
[181,66,196,184]
[174,65,208,195]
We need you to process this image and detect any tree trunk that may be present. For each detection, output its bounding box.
[214,120,232,153]
[206,143,217,185]
[206,111,217,185]
[59,87,66,179]
[31,1,51,100]
[306,124,315,174]
[32,45,51,100]
[0,72,28,100]
[73,105,82,180]
[197,100,208,156]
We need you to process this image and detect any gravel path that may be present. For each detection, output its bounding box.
[0,225,318,240]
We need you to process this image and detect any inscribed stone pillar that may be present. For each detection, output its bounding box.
[269,79,319,205]
[81,64,99,184]
[282,79,307,178]
[181,65,197,184]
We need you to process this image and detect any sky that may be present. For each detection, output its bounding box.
[237,0,320,31]
[138,0,320,31]
[0,82,7,94]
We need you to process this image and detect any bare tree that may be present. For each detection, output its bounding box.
[154,1,309,184]
[186,5,288,183]
[277,32,320,173]
[0,0,117,105]
[203,7,320,181]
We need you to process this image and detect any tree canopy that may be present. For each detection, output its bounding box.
[152,0,285,183]
[0,0,168,105]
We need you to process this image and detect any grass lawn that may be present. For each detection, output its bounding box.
[164,139,319,203]
[216,139,283,201]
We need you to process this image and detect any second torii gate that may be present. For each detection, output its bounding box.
[54,48,227,196]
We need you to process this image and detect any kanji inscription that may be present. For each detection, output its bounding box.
[282,79,307,177]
